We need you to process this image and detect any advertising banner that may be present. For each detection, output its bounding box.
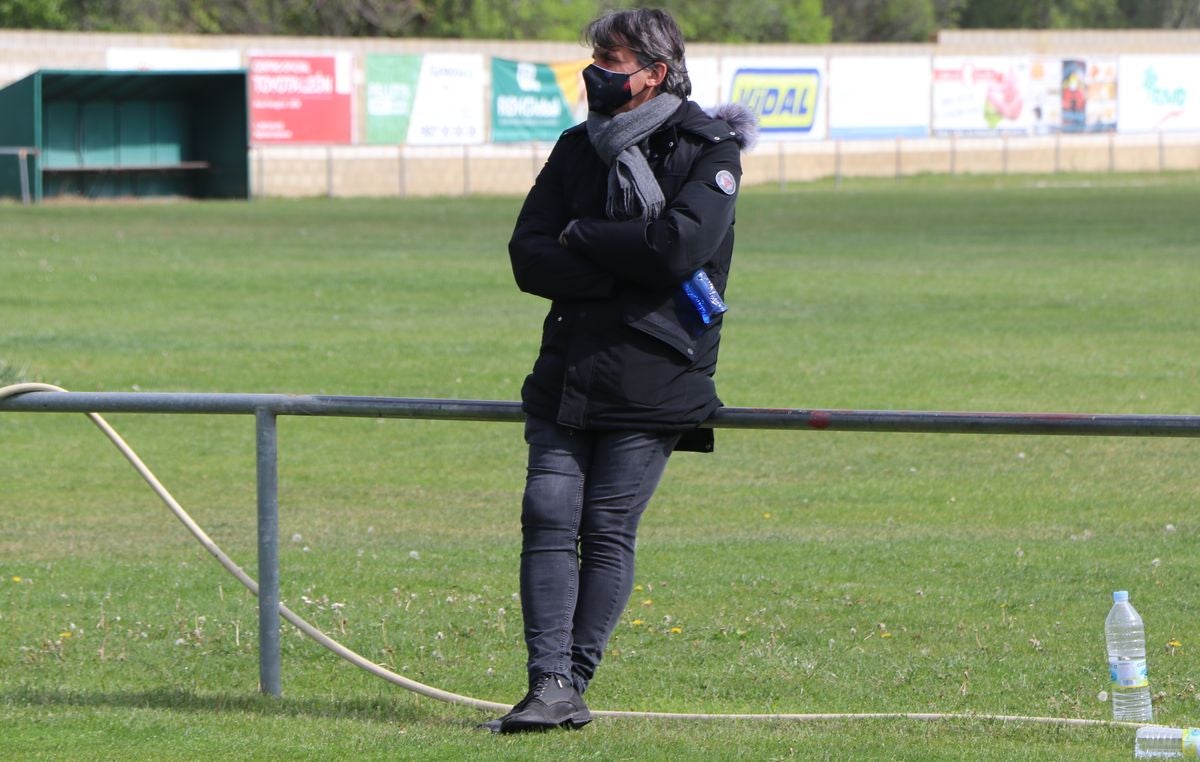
[828,56,931,139]
[107,47,240,71]
[932,57,1031,135]
[405,54,486,145]
[687,56,720,110]
[249,53,352,144]
[366,54,422,144]
[491,58,587,143]
[366,54,486,145]
[1117,56,1200,133]
[1029,57,1117,134]
[724,57,826,140]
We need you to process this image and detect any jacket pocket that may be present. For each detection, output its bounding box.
[624,309,699,363]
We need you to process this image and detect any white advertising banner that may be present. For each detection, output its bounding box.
[932,56,1032,135]
[723,57,826,140]
[687,56,720,111]
[1028,58,1063,134]
[406,53,486,145]
[1117,55,1200,133]
[107,47,241,71]
[1029,57,1117,134]
[828,56,930,139]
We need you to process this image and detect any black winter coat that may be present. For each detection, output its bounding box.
[508,99,751,452]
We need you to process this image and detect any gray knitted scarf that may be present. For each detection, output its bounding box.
[586,93,681,221]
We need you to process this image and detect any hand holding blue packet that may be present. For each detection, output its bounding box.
[681,270,728,325]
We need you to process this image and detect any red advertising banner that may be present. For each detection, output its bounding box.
[249,54,352,144]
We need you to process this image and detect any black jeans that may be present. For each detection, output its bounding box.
[519,415,680,694]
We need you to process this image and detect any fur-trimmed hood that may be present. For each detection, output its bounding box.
[710,102,759,153]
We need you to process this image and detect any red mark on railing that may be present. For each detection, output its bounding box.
[808,410,832,430]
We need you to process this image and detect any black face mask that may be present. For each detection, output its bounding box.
[582,63,649,115]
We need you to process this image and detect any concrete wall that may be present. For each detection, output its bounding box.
[244,134,1200,198]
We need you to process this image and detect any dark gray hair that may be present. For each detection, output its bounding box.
[584,8,691,99]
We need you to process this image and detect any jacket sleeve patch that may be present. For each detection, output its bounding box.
[714,169,737,195]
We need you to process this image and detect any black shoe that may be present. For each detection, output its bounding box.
[476,678,559,734]
[478,691,535,733]
[478,699,531,734]
[497,673,591,734]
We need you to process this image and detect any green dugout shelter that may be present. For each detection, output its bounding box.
[0,69,248,202]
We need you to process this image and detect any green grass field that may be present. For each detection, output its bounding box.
[3,172,1200,760]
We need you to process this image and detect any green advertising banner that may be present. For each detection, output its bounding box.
[491,57,587,142]
[366,54,422,144]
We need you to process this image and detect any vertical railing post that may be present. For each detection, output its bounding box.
[778,141,786,190]
[462,145,471,197]
[256,147,265,199]
[18,148,31,205]
[255,408,281,697]
[834,139,842,189]
[398,146,407,198]
[326,146,334,199]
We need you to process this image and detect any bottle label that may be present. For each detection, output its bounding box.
[1109,657,1148,688]
[682,270,728,326]
[1184,728,1200,757]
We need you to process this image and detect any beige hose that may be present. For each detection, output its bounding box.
[0,382,1145,728]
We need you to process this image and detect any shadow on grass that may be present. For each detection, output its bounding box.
[1,685,479,727]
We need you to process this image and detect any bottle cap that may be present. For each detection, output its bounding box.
[1113,590,1129,602]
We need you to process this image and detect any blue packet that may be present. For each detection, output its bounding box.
[681,270,728,325]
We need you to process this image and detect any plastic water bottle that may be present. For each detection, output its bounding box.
[1135,727,1200,758]
[681,270,727,325]
[1106,590,1153,722]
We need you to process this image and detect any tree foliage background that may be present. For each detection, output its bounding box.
[0,0,1196,41]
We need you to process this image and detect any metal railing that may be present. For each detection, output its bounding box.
[5,390,1200,696]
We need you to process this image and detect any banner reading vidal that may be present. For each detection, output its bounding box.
[932,57,1032,135]
[725,57,826,140]
[492,58,587,142]
[249,53,352,144]
[1117,56,1200,133]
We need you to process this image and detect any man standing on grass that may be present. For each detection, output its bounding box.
[487,7,756,734]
